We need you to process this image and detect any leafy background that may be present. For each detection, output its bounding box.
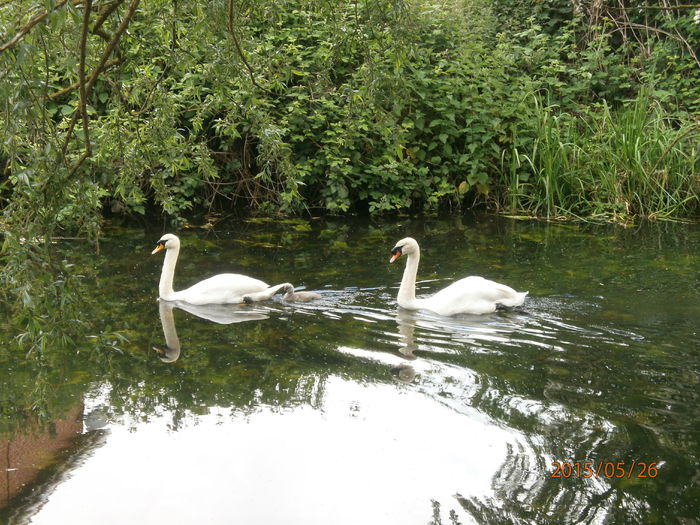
[1,0,699,237]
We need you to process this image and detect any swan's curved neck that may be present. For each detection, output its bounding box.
[159,246,179,300]
[397,249,419,308]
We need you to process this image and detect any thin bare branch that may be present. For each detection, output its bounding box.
[614,20,700,69]
[623,4,700,10]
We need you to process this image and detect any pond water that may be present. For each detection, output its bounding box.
[1,214,698,524]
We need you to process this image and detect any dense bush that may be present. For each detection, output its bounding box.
[494,1,700,220]
[494,0,700,112]
[0,0,698,236]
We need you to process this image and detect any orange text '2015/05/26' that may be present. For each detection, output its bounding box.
[550,461,660,479]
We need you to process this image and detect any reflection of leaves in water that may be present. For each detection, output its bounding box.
[0,235,129,435]
[427,499,463,525]
[98,302,398,431]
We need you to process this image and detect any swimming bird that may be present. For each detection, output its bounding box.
[152,233,293,305]
[282,290,322,303]
[389,237,527,315]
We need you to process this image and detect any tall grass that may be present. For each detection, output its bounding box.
[504,92,700,221]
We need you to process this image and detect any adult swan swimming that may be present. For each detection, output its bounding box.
[389,237,527,316]
[152,233,294,305]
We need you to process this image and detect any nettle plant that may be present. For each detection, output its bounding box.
[222,0,537,214]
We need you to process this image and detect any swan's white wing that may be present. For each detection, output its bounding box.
[174,273,269,305]
[421,276,527,316]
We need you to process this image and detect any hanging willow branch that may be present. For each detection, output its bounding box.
[227,0,272,95]
[78,0,93,161]
[63,0,141,176]
[0,0,75,52]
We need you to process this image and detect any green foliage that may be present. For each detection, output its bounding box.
[495,0,700,116]
[0,0,548,225]
[0,235,89,356]
[491,1,700,220]
[223,0,539,213]
[504,92,700,220]
[1,0,699,237]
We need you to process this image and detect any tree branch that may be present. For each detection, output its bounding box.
[64,0,141,174]
[47,58,121,100]
[92,0,125,37]
[87,0,140,96]
[0,0,71,53]
[227,0,272,95]
[78,0,93,159]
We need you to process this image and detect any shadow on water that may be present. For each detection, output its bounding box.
[0,215,699,524]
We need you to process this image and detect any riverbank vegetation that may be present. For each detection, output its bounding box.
[1,0,699,240]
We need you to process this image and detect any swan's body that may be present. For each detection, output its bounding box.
[389,237,527,316]
[152,233,293,305]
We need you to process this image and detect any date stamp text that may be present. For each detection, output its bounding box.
[550,461,659,479]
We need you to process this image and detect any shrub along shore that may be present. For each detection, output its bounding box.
[1,0,699,241]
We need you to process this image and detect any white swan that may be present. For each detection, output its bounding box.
[389,237,527,316]
[152,233,294,305]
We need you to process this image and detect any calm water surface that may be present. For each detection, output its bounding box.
[1,215,698,524]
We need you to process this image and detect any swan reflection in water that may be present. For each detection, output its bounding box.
[153,300,270,363]
[390,307,532,383]
[390,309,420,383]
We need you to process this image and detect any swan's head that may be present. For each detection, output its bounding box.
[151,233,180,255]
[389,237,419,263]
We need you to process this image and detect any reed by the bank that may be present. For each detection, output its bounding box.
[504,93,700,221]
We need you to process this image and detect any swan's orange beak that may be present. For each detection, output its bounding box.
[151,243,165,255]
[390,247,402,263]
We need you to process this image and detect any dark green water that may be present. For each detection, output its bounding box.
[1,215,698,524]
